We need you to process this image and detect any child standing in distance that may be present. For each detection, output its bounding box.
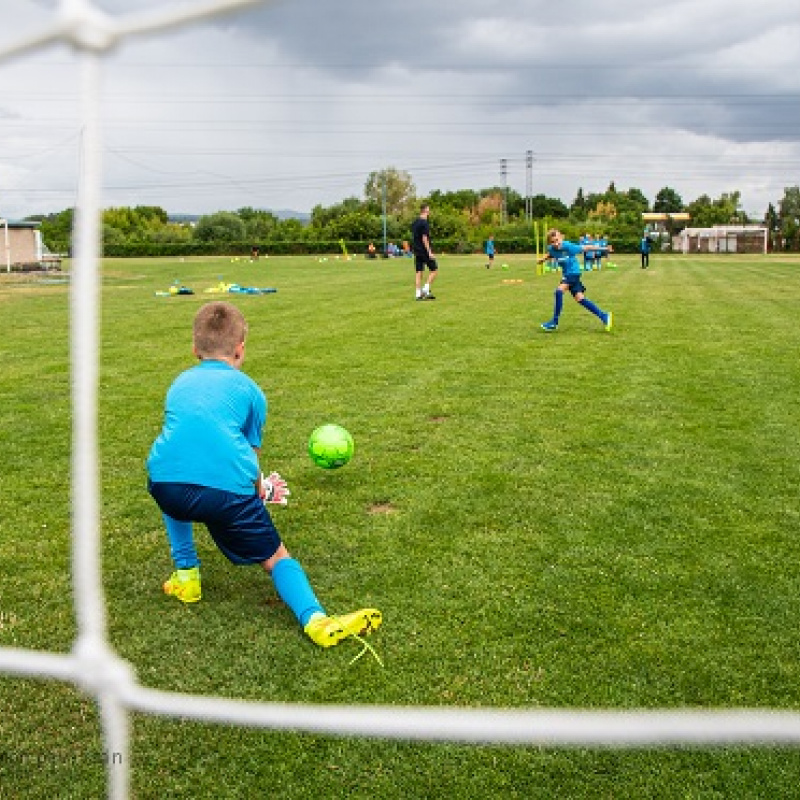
[597,233,609,269]
[146,301,381,648]
[484,235,496,269]
[581,232,595,271]
[640,232,652,268]
[538,229,613,332]
[410,203,438,300]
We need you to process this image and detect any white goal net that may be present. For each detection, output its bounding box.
[2,3,800,798]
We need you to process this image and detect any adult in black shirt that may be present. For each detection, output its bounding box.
[410,203,438,300]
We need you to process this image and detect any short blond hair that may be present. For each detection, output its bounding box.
[546,228,561,243]
[193,302,248,359]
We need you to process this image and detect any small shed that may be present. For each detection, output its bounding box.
[675,225,768,255]
[0,219,59,271]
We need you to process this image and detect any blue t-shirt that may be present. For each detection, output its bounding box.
[485,239,495,256]
[147,360,266,494]
[640,236,652,253]
[547,241,584,277]
[579,236,591,263]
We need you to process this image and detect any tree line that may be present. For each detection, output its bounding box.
[26,168,800,256]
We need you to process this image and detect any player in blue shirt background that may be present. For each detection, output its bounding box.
[485,235,496,268]
[640,232,653,268]
[597,233,609,269]
[537,229,613,332]
[147,301,382,648]
[580,232,594,271]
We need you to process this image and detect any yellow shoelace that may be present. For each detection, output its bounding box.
[347,633,384,668]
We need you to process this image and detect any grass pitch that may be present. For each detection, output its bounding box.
[2,252,800,798]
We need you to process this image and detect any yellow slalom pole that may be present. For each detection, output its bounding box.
[540,218,548,273]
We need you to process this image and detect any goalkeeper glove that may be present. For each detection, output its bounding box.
[261,471,290,506]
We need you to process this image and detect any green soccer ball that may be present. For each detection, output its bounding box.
[308,424,354,469]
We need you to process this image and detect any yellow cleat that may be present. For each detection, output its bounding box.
[163,566,201,604]
[304,608,382,648]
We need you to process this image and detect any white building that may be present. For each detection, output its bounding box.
[675,225,768,255]
[0,219,59,271]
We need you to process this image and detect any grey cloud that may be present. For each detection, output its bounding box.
[226,0,799,146]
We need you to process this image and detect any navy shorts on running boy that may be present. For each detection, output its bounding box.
[148,481,282,565]
[562,274,587,296]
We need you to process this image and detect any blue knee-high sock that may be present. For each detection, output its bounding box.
[163,513,199,570]
[553,288,564,322]
[271,558,325,627]
[579,297,605,320]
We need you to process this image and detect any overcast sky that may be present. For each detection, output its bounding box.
[1,0,798,220]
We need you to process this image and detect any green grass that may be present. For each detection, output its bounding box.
[2,252,800,798]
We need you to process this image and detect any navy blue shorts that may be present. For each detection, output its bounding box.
[148,481,282,565]
[561,274,586,296]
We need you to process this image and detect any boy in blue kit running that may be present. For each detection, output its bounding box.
[538,228,613,332]
[147,301,382,648]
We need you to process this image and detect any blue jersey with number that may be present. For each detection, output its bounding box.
[147,360,266,494]
[547,241,584,278]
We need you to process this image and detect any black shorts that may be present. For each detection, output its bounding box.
[414,253,438,273]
